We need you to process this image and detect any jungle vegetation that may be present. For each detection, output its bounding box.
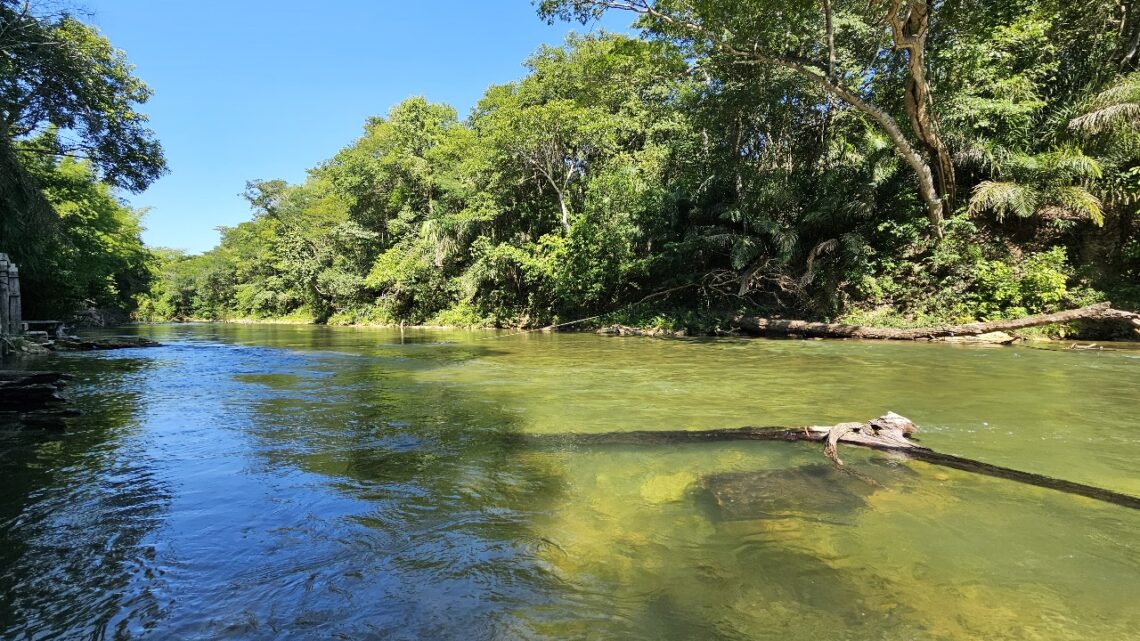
[4,1,1140,333]
[0,0,164,319]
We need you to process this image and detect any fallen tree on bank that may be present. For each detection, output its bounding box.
[532,413,1140,511]
[731,302,1140,340]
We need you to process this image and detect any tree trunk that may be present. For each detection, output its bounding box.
[558,193,571,231]
[612,0,948,236]
[1120,0,1140,70]
[887,0,956,212]
[732,302,1140,340]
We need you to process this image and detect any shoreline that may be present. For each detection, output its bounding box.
[125,317,1140,346]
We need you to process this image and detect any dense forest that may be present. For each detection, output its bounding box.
[5,1,1140,333]
[0,0,164,320]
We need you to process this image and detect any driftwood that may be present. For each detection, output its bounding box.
[535,413,1140,511]
[732,302,1140,340]
[0,370,79,428]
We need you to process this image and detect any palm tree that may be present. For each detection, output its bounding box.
[968,147,1104,225]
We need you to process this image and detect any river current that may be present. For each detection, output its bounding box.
[2,324,1138,640]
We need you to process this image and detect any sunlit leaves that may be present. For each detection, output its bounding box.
[1069,73,1140,135]
[142,1,1140,326]
[968,181,1036,220]
[0,1,166,191]
[967,147,1105,225]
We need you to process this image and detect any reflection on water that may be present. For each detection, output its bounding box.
[1,323,1139,640]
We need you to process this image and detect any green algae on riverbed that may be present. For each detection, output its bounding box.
[2,323,1139,640]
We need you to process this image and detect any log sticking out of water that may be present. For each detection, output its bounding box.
[732,302,1140,340]
[533,413,1140,511]
[0,370,78,428]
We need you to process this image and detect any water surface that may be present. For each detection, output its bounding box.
[2,324,1138,640]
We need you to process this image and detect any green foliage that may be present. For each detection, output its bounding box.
[968,148,1105,225]
[1070,72,1140,136]
[1,2,166,318]
[146,4,1140,334]
[971,248,1072,319]
[8,152,153,318]
[0,1,166,191]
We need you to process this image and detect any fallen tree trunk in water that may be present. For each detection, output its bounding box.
[533,412,1140,511]
[732,302,1140,340]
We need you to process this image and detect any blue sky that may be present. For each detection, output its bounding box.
[85,1,631,253]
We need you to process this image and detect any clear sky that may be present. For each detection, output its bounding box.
[84,1,630,254]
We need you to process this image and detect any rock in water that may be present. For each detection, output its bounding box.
[53,336,160,351]
[0,370,79,429]
[935,331,1017,345]
[700,464,876,522]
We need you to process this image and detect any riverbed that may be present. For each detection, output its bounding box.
[2,324,1138,640]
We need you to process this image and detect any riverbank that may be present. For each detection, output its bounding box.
[140,301,1140,343]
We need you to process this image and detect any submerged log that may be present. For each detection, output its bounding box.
[534,412,1140,511]
[0,370,74,384]
[0,407,82,430]
[594,324,687,337]
[732,302,1140,340]
[936,331,1017,345]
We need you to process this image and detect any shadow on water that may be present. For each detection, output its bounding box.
[0,325,574,640]
[64,327,889,640]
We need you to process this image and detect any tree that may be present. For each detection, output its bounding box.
[1,1,166,316]
[17,145,153,317]
[0,0,166,191]
[480,96,617,231]
[538,0,954,238]
[141,13,1140,330]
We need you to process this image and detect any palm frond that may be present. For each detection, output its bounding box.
[1070,73,1140,134]
[1084,74,1140,109]
[954,144,995,170]
[968,181,1038,221]
[1069,102,1140,134]
[1053,185,1104,225]
[1038,147,1102,180]
[730,236,759,270]
[1004,152,1041,175]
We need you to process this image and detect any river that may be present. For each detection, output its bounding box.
[2,324,1138,640]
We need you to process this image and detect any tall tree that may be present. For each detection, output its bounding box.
[1,0,166,315]
[0,0,166,191]
[538,0,953,238]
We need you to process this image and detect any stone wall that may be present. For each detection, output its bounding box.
[0,253,22,338]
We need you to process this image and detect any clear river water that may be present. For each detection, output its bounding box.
[1,323,1139,640]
